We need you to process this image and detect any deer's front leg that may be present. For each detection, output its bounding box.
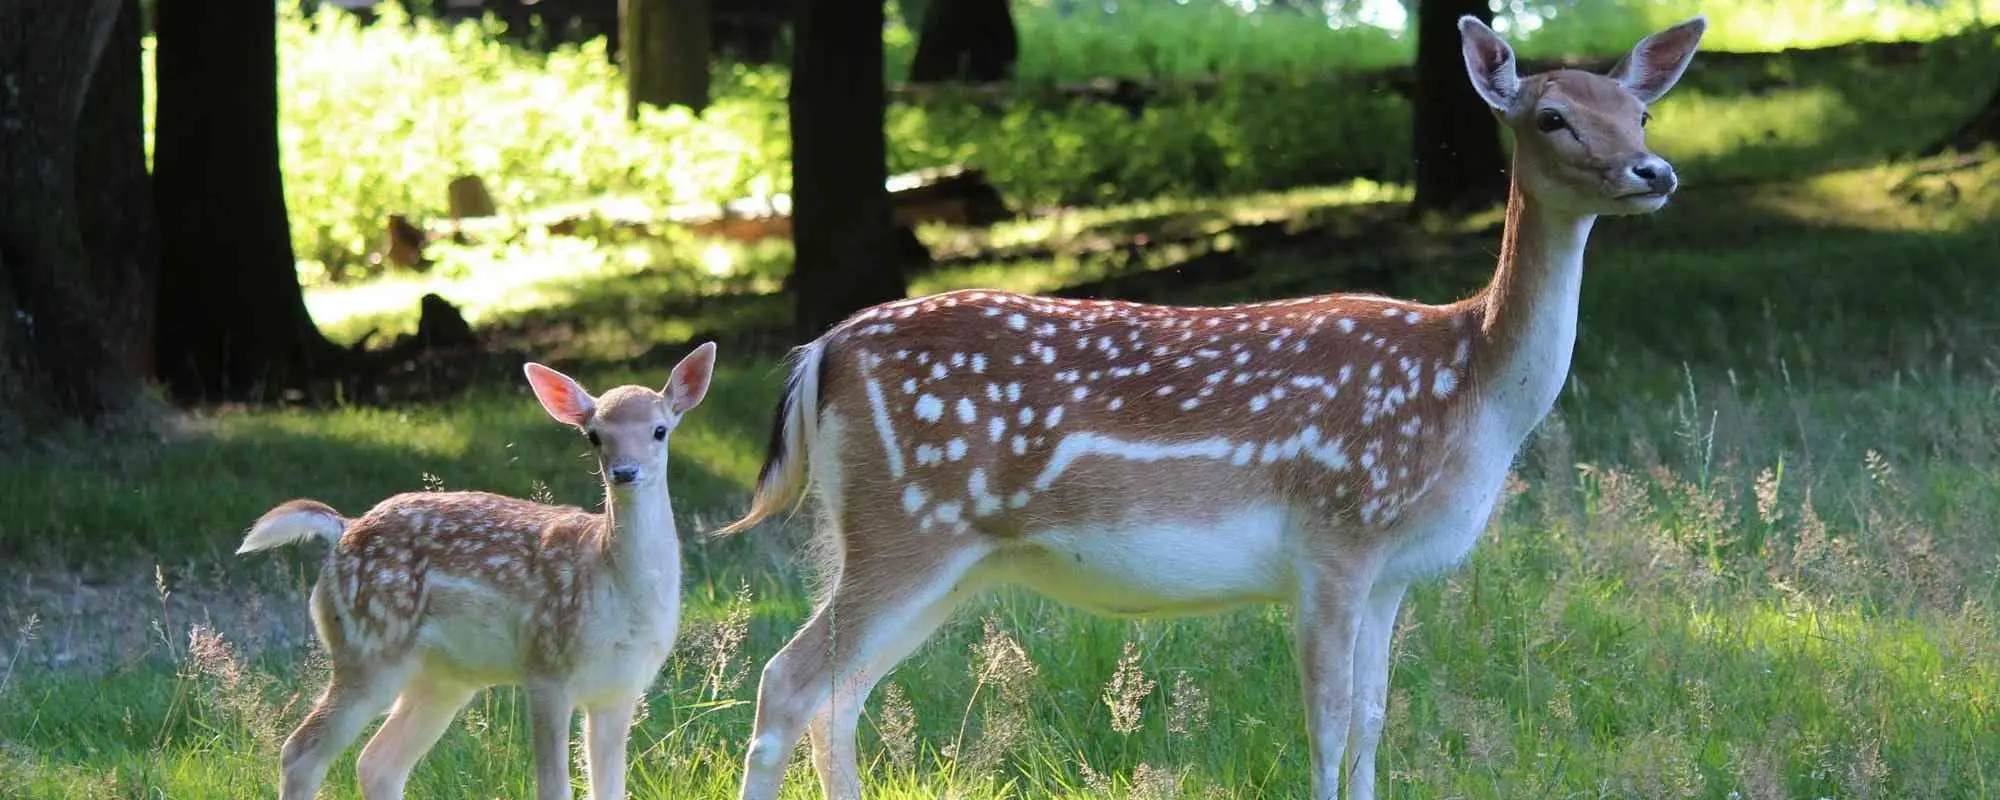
[1294,555,1376,800]
[1343,578,1408,800]
[584,694,639,800]
[528,679,576,800]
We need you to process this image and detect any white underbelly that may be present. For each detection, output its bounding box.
[410,577,678,702]
[1000,503,1295,617]
[413,575,531,685]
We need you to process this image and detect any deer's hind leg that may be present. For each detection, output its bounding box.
[738,528,993,800]
[355,671,477,799]
[282,581,414,800]
[806,565,990,799]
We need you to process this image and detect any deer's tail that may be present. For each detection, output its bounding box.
[715,339,826,536]
[237,499,349,554]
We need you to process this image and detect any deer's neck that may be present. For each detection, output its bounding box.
[600,483,682,608]
[1474,176,1596,445]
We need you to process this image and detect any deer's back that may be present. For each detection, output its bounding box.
[318,490,607,676]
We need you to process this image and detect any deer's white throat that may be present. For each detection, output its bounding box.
[1478,188,1596,447]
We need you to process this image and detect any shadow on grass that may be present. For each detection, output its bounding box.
[0,360,789,567]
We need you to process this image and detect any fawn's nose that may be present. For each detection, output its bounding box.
[1628,156,1677,195]
[609,464,641,485]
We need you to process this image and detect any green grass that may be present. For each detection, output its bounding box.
[16,3,2000,792]
[6,151,2000,795]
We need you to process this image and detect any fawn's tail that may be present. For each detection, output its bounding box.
[714,338,826,536]
[236,498,349,554]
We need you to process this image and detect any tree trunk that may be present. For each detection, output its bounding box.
[908,0,1018,83]
[0,0,150,432]
[622,0,712,118]
[1410,0,1508,215]
[1927,81,2000,155]
[789,0,907,336]
[153,0,341,403]
[78,0,160,379]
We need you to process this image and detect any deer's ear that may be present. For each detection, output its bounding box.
[523,362,595,426]
[1610,15,1706,105]
[1459,15,1521,113]
[665,342,717,416]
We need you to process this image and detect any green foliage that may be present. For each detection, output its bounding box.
[254,0,1993,284]
[886,76,1410,209]
[272,2,791,283]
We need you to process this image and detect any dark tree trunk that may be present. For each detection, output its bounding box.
[1927,81,2000,155]
[0,0,150,432]
[153,0,340,403]
[1410,0,1508,215]
[908,0,1018,83]
[622,0,712,118]
[789,0,906,336]
[78,0,160,378]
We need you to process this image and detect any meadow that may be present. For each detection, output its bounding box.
[4,2,1999,797]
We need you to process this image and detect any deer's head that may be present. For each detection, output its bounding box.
[1460,15,1706,216]
[523,342,717,492]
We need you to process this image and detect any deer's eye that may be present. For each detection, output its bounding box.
[1640,110,1653,128]
[1535,109,1568,133]
[586,430,601,447]
[653,425,667,441]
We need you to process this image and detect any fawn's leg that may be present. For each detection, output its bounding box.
[738,541,991,800]
[1343,578,1408,800]
[807,572,986,800]
[355,674,477,800]
[279,664,405,800]
[583,694,640,800]
[1294,550,1378,800]
[528,678,577,800]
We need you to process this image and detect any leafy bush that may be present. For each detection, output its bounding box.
[276,3,789,283]
[259,0,1985,285]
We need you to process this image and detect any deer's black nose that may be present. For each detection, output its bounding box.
[1628,156,1677,194]
[610,465,641,485]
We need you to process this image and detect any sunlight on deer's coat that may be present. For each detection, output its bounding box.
[720,15,1709,800]
[237,343,717,800]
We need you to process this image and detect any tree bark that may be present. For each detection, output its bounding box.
[1409,0,1508,215]
[153,0,341,403]
[0,0,150,431]
[78,0,160,379]
[622,0,712,118]
[908,0,1018,83]
[789,0,907,336]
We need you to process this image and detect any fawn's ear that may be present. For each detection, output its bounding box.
[523,362,596,426]
[665,341,717,416]
[1609,15,1706,105]
[1459,15,1521,114]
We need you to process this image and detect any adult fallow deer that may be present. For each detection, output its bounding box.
[722,15,1705,800]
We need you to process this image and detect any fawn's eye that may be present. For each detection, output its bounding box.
[1640,110,1653,128]
[586,429,601,447]
[1535,109,1568,133]
[653,425,667,441]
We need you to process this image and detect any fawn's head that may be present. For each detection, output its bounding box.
[523,342,718,492]
[1460,14,1706,216]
